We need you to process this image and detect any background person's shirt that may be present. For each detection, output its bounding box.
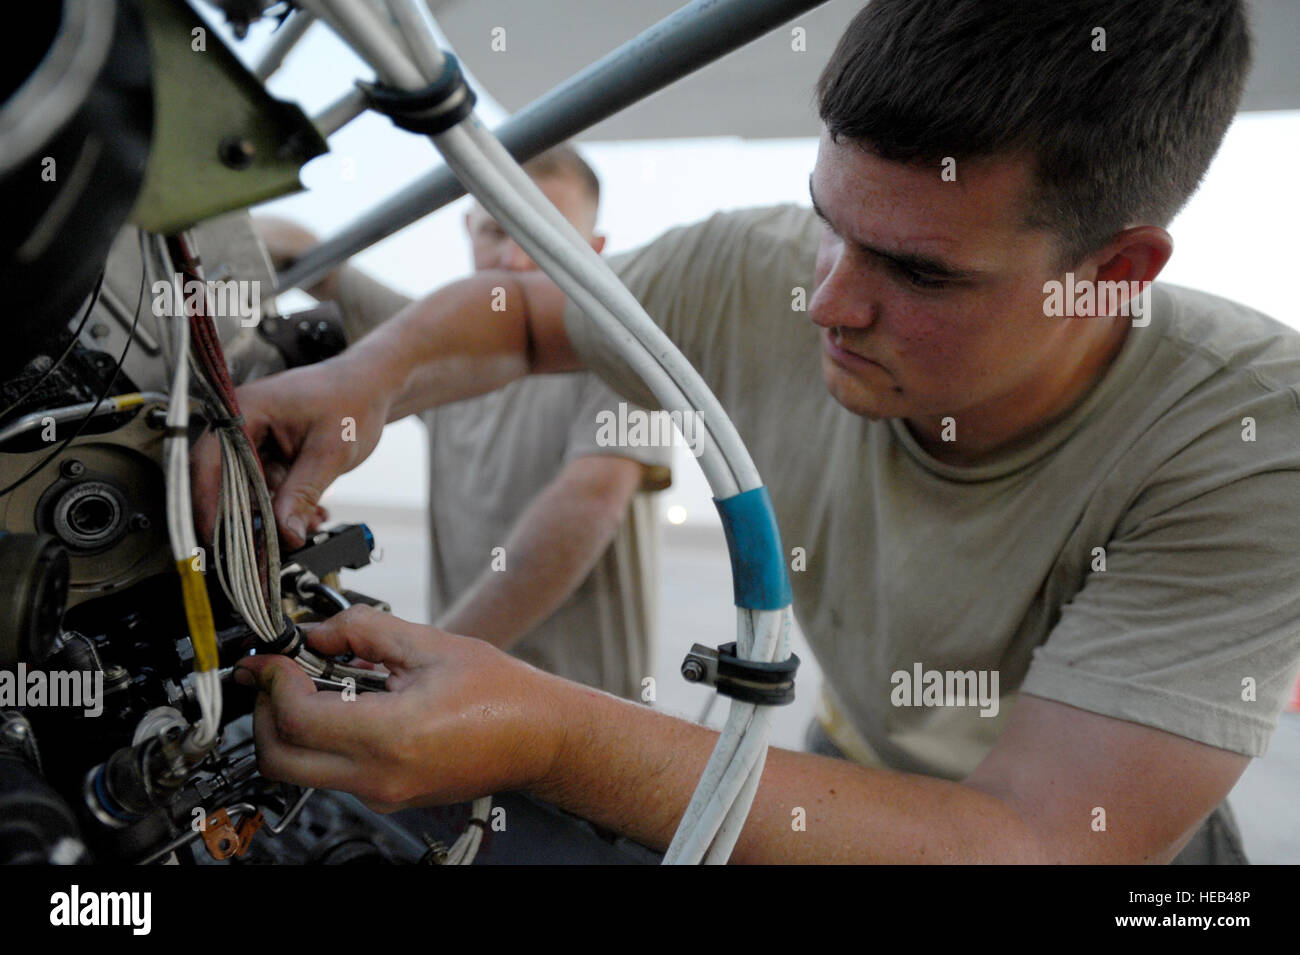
[564,203,1300,778]
[333,267,671,700]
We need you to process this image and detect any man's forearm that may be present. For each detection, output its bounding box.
[438,458,641,649]
[341,271,535,422]
[532,682,1051,864]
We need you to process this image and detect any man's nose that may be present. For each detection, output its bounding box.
[502,240,537,272]
[808,249,877,330]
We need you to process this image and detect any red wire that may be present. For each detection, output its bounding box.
[165,233,276,599]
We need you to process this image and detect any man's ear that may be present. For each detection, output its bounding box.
[1092,225,1173,287]
[589,234,607,255]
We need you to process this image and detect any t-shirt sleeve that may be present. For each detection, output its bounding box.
[560,209,757,411]
[561,373,674,488]
[1019,385,1300,757]
[333,265,415,344]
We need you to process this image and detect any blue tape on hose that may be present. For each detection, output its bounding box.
[715,486,792,610]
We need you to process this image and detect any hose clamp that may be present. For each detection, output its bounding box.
[680,642,799,705]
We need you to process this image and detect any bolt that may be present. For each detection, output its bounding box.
[89,322,110,339]
[130,513,152,531]
[681,659,706,683]
[3,721,29,742]
[60,459,85,479]
[218,136,256,170]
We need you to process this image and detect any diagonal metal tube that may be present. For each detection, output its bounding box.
[252,10,315,82]
[274,0,830,293]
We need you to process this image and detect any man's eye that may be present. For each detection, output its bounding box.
[900,268,949,290]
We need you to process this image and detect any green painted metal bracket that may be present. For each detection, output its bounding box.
[131,0,328,234]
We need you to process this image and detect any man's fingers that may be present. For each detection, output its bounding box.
[190,432,223,544]
[273,430,345,549]
[301,606,429,668]
[252,691,368,791]
[239,654,345,748]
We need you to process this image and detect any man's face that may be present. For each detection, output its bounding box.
[808,129,1077,426]
[465,172,602,272]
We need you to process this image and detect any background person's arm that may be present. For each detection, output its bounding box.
[437,454,646,649]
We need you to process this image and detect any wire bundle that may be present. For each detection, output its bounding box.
[164,236,287,647]
[296,0,794,864]
[148,233,291,750]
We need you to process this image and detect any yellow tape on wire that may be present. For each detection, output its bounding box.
[176,560,219,672]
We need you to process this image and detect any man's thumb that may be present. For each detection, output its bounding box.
[274,446,338,548]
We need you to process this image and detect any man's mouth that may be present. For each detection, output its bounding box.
[825,326,883,371]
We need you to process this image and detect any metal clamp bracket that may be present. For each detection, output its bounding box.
[680,642,799,705]
[359,52,477,137]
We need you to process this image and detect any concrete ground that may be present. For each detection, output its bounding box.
[333,502,1299,864]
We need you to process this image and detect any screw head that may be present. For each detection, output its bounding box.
[218,136,256,170]
[681,659,705,683]
[60,459,85,479]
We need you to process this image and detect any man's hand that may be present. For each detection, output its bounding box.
[255,216,318,270]
[253,216,342,302]
[234,605,572,809]
[192,355,392,548]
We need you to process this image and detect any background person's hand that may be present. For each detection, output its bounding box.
[192,356,393,548]
[254,215,319,272]
[233,605,572,811]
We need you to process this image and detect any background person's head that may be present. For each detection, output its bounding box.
[806,0,1250,435]
[464,144,605,272]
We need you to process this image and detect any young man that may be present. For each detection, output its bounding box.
[215,0,1300,863]
[256,146,670,701]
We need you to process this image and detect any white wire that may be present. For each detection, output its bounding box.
[385,0,445,78]
[664,610,789,864]
[445,122,789,863]
[444,795,491,865]
[702,611,790,862]
[152,235,221,748]
[454,117,760,494]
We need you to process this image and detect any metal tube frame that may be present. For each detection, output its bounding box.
[274,0,830,293]
[252,9,316,82]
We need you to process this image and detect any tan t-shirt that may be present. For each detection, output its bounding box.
[333,267,671,700]
[564,203,1300,778]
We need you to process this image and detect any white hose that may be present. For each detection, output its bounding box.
[305,0,796,864]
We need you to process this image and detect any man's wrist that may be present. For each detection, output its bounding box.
[339,330,414,418]
[528,673,602,802]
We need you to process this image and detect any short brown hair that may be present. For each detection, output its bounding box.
[816,0,1251,267]
[523,144,601,209]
